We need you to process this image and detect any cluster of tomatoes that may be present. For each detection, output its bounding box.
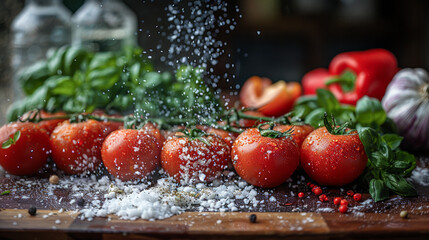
[0,107,368,191]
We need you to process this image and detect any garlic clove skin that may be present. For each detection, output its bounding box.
[382,68,429,151]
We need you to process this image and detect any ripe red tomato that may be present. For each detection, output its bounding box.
[240,76,302,117]
[50,120,107,175]
[231,128,300,188]
[161,134,230,184]
[20,110,67,135]
[300,127,368,186]
[141,122,166,147]
[0,122,50,175]
[101,128,162,181]
[273,124,314,170]
[205,127,236,148]
[273,124,314,147]
[90,110,123,135]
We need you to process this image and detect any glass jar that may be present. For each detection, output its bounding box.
[72,0,137,52]
[11,0,72,99]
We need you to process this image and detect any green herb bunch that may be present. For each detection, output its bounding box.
[7,46,222,124]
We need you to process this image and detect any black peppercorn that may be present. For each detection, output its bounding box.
[77,198,85,207]
[249,214,257,223]
[28,206,37,216]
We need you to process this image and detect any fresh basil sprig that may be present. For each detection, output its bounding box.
[294,89,396,133]
[293,89,356,128]
[358,127,417,201]
[7,46,223,124]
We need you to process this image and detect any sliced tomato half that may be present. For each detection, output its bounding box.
[239,76,302,117]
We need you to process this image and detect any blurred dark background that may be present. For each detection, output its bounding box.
[1,0,429,120]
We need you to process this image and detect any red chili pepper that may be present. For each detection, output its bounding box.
[302,49,398,105]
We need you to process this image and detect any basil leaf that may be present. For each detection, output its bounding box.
[358,127,381,155]
[295,95,317,105]
[47,45,68,74]
[382,134,403,150]
[382,173,417,197]
[356,96,387,126]
[293,96,319,120]
[176,65,197,82]
[304,108,325,128]
[335,109,356,127]
[19,61,50,95]
[64,47,88,75]
[369,179,390,202]
[393,160,412,170]
[89,68,120,90]
[49,76,75,96]
[89,52,116,70]
[394,150,416,176]
[107,95,133,110]
[142,72,164,88]
[371,151,390,169]
[316,89,340,113]
[130,62,142,82]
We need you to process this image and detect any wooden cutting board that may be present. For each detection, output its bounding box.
[1,209,429,239]
[1,155,429,239]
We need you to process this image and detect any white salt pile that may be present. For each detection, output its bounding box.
[409,165,429,186]
[78,171,262,221]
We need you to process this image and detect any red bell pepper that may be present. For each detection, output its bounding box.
[302,68,330,95]
[302,49,398,105]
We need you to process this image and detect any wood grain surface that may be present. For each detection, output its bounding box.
[1,210,429,239]
[0,155,429,239]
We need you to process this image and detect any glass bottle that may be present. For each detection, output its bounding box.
[11,0,72,99]
[72,0,137,52]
